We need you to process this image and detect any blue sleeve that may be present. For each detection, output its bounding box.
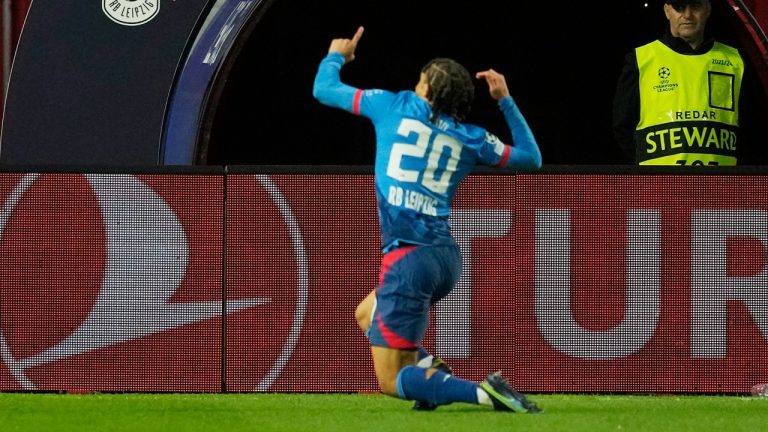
[312,52,360,113]
[313,52,397,121]
[485,96,542,169]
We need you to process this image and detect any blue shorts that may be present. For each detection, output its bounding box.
[367,243,461,349]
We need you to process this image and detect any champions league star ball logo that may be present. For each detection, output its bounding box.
[103,0,160,26]
[652,66,678,93]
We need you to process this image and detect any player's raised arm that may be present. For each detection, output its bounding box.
[313,26,365,112]
[476,69,542,169]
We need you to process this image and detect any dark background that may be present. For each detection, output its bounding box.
[205,0,764,166]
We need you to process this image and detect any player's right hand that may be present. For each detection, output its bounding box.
[328,26,364,64]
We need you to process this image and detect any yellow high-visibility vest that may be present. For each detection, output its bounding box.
[635,40,743,166]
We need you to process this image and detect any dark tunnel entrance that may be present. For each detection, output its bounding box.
[200,0,768,166]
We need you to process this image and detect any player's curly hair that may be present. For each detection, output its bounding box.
[421,58,474,126]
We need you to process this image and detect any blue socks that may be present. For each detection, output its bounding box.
[396,365,479,406]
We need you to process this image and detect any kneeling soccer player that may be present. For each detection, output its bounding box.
[313,26,542,413]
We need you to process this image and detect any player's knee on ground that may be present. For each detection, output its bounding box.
[371,346,419,398]
[376,371,400,397]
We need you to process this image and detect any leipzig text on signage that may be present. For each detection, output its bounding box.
[103,0,159,26]
[1,172,766,393]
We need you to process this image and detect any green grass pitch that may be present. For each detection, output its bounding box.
[2,392,768,432]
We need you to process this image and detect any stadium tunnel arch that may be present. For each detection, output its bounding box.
[164,0,768,166]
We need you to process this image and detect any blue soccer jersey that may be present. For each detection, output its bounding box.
[314,52,541,251]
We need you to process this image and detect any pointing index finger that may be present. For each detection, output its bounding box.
[476,71,494,81]
[351,26,364,45]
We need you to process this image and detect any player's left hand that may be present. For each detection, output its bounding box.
[476,69,511,101]
[328,26,364,63]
